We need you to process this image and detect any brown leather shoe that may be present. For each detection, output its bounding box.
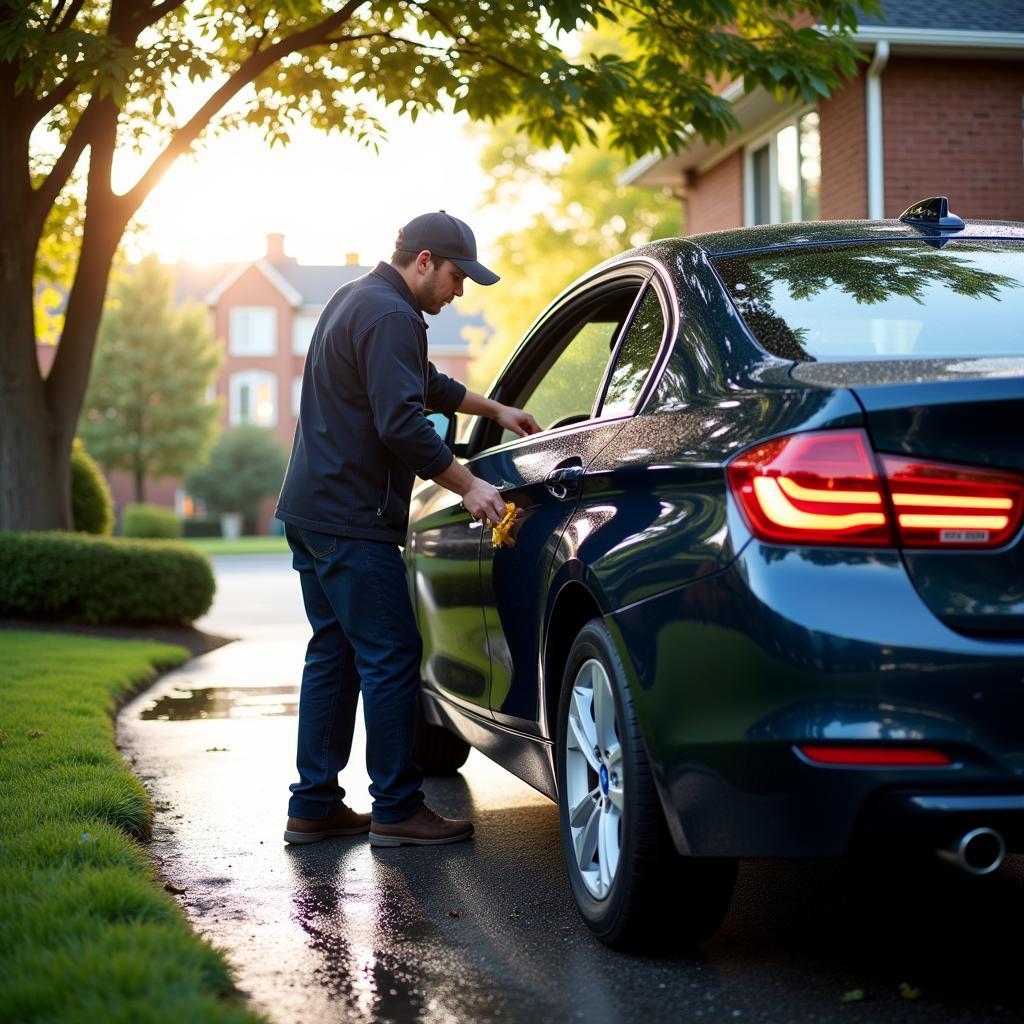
[369,805,474,847]
[283,803,372,844]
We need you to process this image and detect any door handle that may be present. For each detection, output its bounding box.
[544,462,584,500]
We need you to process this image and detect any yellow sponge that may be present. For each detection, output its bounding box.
[491,502,520,549]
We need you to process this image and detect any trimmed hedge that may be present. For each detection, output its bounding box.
[70,439,114,536]
[182,517,222,538]
[123,502,183,539]
[0,532,215,625]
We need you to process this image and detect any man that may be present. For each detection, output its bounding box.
[276,210,540,847]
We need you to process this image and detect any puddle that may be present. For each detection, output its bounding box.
[141,685,299,721]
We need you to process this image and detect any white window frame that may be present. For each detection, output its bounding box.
[292,311,320,356]
[229,306,278,356]
[743,106,819,227]
[291,376,302,417]
[229,369,278,427]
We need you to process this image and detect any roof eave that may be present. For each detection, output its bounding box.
[620,28,1024,189]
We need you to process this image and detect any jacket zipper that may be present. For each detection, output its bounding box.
[376,471,391,516]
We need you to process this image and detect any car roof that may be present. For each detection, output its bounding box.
[680,218,1024,258]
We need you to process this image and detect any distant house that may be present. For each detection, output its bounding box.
[45,234,491,528]
[622,1,1024,231]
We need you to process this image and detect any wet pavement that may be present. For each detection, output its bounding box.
[119,553,1024,1024]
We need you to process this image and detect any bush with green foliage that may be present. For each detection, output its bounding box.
[182,517,222,538]
[187,426,288,521]
[122,502,182,539]
[70,438,114,535]
[0,532,214,625]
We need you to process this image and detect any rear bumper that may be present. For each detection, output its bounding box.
[609,542,1024,858]
[855,790,1024,854]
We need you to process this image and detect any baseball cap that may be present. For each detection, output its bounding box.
[395,210,499,286]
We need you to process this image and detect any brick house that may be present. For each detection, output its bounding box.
[622,1,1024,231]
[50,234,490,529]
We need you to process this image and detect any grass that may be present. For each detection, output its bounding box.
[183,535,289,555]
[0,631,265,1024]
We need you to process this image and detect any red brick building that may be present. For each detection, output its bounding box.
[44,235,489,529]
[623,2,1024,231]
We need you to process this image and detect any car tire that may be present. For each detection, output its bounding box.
[556,619,736,949]
[414,696,471,775]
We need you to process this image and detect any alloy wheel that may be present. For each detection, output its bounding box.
[564,657,623,899]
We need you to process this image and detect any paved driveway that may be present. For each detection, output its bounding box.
[118,553,1024,1024]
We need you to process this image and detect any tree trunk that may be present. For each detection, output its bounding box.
[134,465,145,504]
[0,62,65,530]
[35,199,124,531]
[0,309,66,531]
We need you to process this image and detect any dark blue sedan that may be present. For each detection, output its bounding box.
[407,198,1024,948]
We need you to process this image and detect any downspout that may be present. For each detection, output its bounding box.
[866,40,890,219]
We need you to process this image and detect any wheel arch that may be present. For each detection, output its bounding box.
[541,571,605,745]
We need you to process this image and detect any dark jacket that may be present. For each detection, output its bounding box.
[276,262,466,543]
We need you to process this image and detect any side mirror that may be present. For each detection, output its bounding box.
[426,412,468,457]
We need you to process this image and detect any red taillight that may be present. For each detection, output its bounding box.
[798,745,953,767]
[881,455,1024,549]
[727,430,893,546]
[728,429,1024,550]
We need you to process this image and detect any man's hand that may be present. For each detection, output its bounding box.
[495,404,541,438]
[462,477,507,525]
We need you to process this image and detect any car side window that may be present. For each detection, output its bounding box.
[517,318,619,435]
[488,284,644,447]
[599,286,667,418]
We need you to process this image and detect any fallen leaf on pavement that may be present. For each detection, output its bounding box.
[164,881,187,895]
[898,982,922,1000]
[840,989,866,1003]
[448,910,461,919]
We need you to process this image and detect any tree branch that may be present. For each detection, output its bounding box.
[54,0,86,33]
[130,0,189,37]
[119,0,367,216]
[33,75,83,123]
[45,0,69,31]
[27,103,97,236]
[407,2,534,79]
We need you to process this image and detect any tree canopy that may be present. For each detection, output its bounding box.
[1,0,876,531]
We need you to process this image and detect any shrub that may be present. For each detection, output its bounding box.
[122,502,182,539]
[70,438,114,535]
[0,532,215,625]
[187,426,287,521]
[182,517,222,538]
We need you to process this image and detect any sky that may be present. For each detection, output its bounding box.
[120,105,531,269]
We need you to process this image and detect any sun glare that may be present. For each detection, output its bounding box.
[122,106,509,268]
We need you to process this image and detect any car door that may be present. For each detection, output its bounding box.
[468,269,655,732]
[407,476,491,716]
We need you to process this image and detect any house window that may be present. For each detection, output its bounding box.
[746,111,821,225]
[229,306,277,356]
[230,370,277,427]
[292,313,319,356]
[291,376,302,417]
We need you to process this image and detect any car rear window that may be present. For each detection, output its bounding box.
[713,240,1024,362]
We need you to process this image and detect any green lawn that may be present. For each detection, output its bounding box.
[184,535,289,555]
[0,631,265,1024]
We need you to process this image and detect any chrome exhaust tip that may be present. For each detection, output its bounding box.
[937,827,1006,876]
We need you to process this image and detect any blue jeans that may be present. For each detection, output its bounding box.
[285,523,424,823]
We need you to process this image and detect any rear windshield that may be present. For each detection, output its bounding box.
[713,240,1024,362]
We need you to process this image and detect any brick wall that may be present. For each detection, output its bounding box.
[214,264,298,448]
[685,150,744,234]
[820,69,867,219]
[882,58,1024,220]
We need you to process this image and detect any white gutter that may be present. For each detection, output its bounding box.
[865,40,889,220]
[853,26,1024,51]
